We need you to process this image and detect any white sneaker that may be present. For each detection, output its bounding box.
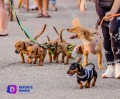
[115,63,120,79]
[102,65,115,78]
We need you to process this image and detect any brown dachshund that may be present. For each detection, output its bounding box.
[15,24,46,63]
[67,18,103,70]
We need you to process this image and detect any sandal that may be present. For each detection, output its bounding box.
[0,34,8,36]
[52,7,58,11]
[36,13,43,18]
[43,13,51,18]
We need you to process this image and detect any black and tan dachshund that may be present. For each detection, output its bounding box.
[67,63,97,89]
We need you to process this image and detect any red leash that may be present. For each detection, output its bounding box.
[97,13,120,34]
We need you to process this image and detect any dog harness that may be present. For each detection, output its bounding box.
[66,44,76,55]
[72,45,82,59]
[77,67,94,82]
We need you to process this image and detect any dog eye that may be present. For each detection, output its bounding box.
[70,66,75,70]
[18,45,20,47]
[32,51,34,53]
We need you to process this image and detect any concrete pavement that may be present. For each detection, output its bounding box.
[0,0,120,99]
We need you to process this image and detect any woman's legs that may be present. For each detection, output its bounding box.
[95,2,114,65]
[35,0,42,14]
[0,0,8,36]
[35,0,50,18]
[95,2,115,77]
[50,0,57,11]
[109,9,120,78]
[43,0,50,17]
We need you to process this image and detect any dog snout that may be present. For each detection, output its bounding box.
[67,70,70,74]
[51,47,55,51]
[29,56,32,59]
[15,50,19,54]
[67,29,69,31]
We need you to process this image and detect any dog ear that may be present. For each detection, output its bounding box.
[83,28,93,37]
[72,17,83,28]
[22,42,28,50]
[36,48,38,54]
[84,30,89,37]
[60,29,65,42]
[79,64,83,70]
[55,42,58,47]
[78,46,83,53]
[47,35,50,41]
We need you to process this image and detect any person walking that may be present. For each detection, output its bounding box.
[35,0,51,18]
[50,0,57,11]
[80,0,120,79]
[0,0,8,36]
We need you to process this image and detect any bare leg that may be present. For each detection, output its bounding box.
[35,0,42,14]
[26,0,29,11]
[43,0,50,17]
[0,0,8,36]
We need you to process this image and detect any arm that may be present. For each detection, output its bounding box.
[110,0,120,14]
[79,0,87,14]
[105,0,120,21]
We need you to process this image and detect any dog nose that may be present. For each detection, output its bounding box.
[51,48,55,50]
[29,56,32,58]
[15,50,19,54]
[67,70,69,74]
[67,29,69,31]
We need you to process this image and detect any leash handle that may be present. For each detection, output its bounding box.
[97,13,120,34]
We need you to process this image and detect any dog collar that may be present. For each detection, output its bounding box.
[48,49,56,55]
[66,44,75,55]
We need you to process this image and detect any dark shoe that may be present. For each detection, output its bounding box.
[43,13,51,18]
[0,34,8,36]
[36,13,43,18]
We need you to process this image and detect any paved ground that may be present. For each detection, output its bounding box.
[0,0,120,99]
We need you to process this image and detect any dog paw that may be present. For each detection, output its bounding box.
[48,61,52,63]
[98,65,103,70]
[33,62,36,64]
[64,63,68,65]
[85,85,90,88]
[56,61,59,63]
[39,64,43,66]
[92,83,95,87]
[85,84,90,88]
[21,61,25,63]
[60,60,64,63]
[80,86,83,89]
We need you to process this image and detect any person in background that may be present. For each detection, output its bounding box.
[0,0,8,36]
[50,0,57,11]
[35,0,51,18]
[18,0,29,11]
[80,0,120,79]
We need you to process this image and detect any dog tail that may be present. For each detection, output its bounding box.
[60,29,65,42]
[34,24,47,40]
[53,27,59,36]
[47,35,50,41]
[85,63,95,69]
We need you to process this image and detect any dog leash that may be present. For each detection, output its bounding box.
[8,0,39,44]
[97,13,120,34]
